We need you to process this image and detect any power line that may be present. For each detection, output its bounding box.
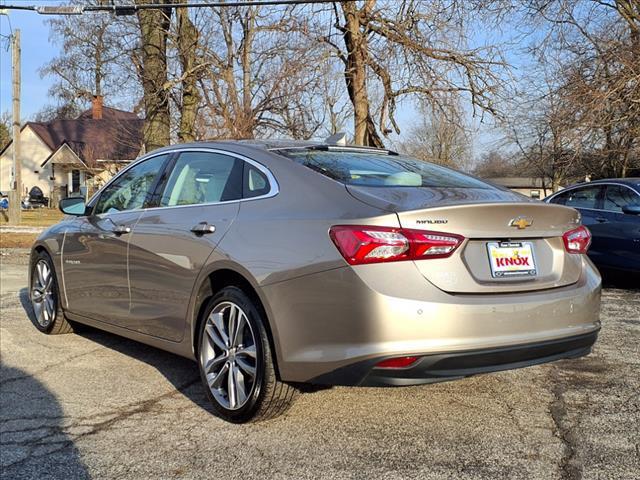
[0,0,348,16]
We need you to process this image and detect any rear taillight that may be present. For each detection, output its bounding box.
[562,226,591,254]
[329,225,464,265]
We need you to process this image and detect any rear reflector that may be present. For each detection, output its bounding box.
[562,226,591,254]
[375,356,420,369]
[329,225,464,265]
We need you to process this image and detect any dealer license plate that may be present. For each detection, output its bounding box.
[487,242,537,278]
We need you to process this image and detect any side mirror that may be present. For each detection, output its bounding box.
[621,204,640,215]
[59,197,86,216]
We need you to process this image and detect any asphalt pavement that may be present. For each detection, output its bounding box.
[1,249,638,479]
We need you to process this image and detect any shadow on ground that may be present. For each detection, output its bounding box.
[0,364,90,480]
[18,288,211,416]
[600,269,640,290]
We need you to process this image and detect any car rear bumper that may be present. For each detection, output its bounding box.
[262,256,601,384]
[308,330,599,386]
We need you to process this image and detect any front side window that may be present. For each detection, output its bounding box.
[159,152,243,207]
[93,154,169,215]
[603,185,639,213]
[552,186,602,209]
[278,150,491,189]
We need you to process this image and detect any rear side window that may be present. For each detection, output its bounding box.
[243,164,270,198]
[160,152,243,207]
[278,150,491,189]
[603,185,639,213]
[552,186,601,209]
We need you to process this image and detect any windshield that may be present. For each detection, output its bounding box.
[278,150,491,189]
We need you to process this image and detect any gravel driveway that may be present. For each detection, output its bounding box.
[1,249,638,479]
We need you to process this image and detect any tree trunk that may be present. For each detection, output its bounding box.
[177,6,200,143]
[241,8,255,128]
[137,1,172,152]
[94,26,104,97]
[340,2,383,147]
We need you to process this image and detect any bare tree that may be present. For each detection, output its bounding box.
[472,150,519,178]
[194,5,326,139]
[40,0,139,112]
[137,0,173,151]
[499,68,583,190]
[317,62,353,137]
[316,0,507,147]
[175,6,201,142]
[398,98,471,170]
[133,1,208,146]
[32,104,83,122]
[510,0,640,178]
[0,111,11,151]
[271,60,352,139]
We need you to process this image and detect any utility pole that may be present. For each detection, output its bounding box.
[8,29,21,224]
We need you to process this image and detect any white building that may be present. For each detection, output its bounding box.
[0,98,143,204]
[485,177,558,199]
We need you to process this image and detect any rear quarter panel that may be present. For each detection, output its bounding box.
[214,149,396,286]
[196,149,397,363]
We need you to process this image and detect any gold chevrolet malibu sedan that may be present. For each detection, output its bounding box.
[29,139,601,423]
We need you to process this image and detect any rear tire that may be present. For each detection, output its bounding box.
[197,286,296,423]
[29,251,73,335]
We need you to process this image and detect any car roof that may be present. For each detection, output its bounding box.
[559,178,640,193]
[238,139,323,149]
[588,177,640,186]
[145,139,394,157]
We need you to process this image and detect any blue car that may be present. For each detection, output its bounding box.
[546,178,640,277]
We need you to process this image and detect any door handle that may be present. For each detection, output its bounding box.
[191,222,216,235]
[112,225,131,235]
[595,217,607,223]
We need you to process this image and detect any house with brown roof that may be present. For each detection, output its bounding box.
[0,97,143,205]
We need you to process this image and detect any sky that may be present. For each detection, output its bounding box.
[0,1,529,162]
[0,3,58,119]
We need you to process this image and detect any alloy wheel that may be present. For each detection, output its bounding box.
[200,301,258,410]
[31,259,56,327]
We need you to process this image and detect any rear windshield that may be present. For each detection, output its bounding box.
[278,150,491,189]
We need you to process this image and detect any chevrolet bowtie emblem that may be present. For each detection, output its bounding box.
[509,216,533,229]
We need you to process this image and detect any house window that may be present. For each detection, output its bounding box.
[72,170,81,192]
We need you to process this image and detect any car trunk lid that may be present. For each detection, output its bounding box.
[347,186,583,293]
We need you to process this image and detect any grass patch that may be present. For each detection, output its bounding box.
[0,233,38,249]
[0,208,64,226]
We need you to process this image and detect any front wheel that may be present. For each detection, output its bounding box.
[30,251,73,335]
[197,287,296,423]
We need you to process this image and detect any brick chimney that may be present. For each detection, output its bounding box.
[92,95,103,120]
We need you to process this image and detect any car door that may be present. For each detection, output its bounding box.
[61,153,171,324]
[125,150,244,342]
[598,184,640,271]
[548,185,606,265]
